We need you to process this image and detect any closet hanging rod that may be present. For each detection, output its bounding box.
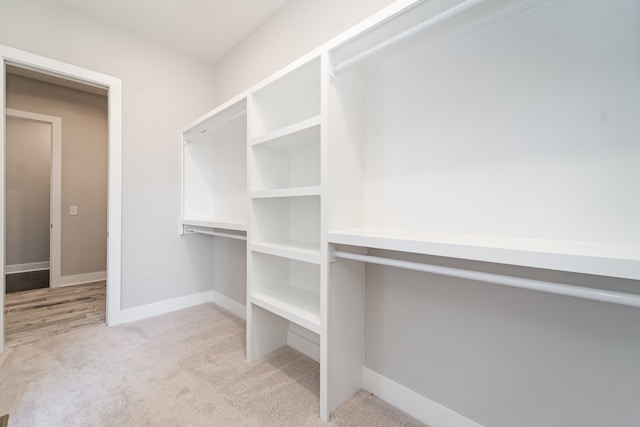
[184,227,247,241]
[332,0,484,74]
[332,249,640,308]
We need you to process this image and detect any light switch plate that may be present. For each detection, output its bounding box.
[70,206,78,215]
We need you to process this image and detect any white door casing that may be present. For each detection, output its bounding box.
[0,44,123,353]
[5,108,62,287]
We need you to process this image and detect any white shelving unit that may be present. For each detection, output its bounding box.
[250,251,321,333]
[246,55,326,399]
[181,98,248,233]
[323,0,640,420]
[180,0,640,423]
[326,0,640,274]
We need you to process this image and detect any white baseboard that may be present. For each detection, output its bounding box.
[210,291,246,320]
[362,368,483,427]
[110,289,246,325]
[287,323,320,362]
[5,262,50,274]
[58,271,106,287]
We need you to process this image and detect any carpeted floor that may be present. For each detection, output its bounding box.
[0,303,425,426]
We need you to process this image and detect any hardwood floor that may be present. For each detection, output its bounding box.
[4,282,106,347]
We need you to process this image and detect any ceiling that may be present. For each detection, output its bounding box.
[50,0,289,64]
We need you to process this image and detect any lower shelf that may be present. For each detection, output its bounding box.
[251,288,320,334]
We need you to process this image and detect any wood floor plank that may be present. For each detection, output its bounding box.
[4,282,106,347]
[7,299,106,331]
[5,285,105,312]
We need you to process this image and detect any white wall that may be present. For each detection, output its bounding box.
[213,0,397,105]
[0,0,217,308]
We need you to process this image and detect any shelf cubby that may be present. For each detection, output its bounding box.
[250,195,321,255]
[250,252,320,332]
[182,99,247,229]
[250,57,321,138]
[250,119,321,192]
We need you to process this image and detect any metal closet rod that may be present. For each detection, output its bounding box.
[184,227,247,241]
[332,249,640,308]
[332,0,484,74]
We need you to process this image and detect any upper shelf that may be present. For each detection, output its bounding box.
[329,228,640,280]
[329,0,554,74]
[183,99,247,144]
[250,115,321,147]
[182,219,247,232]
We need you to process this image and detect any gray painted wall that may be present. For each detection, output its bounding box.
[365,250,640,426]
[5,117,51,266]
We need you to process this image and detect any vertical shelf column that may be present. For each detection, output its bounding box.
[246,54,326,387]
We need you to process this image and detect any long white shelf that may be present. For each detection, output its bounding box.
[251,186,321,199]
[328,228,640,280]
[251,242,321,264]
[250,115,321,147]
[182,219,247,232]
[251,287,321,334]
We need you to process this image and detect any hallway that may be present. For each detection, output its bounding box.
[4,282,105,347]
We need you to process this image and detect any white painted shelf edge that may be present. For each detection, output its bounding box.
[251,242,322,265]
[250,115,322,146]
[251,186,322,199]
[182,219,247,232]
[250,291,321,334]
[328,229,640,280]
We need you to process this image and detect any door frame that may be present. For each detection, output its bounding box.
[0,44,123,353]
[5,108,62,287]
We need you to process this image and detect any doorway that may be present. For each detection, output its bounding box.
[1,45,123,353]
[5,109,61,293]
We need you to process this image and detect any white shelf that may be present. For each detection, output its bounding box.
[182,219,247,232]
[250,120,321,192]
[329,228,640,280]
[183,99,247,144]
[250,115,321,147]
[251,289,320,334]
[252,196,320,253]
[251,242,321,264]
[251,186,321,199]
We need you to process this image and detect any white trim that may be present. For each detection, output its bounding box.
[58,271,106,287]
[110,289,246,325]
[5,262,50,274]
[1,44,123,353]
[210,290,246,320]
[5,108,62,287]
[1,56,5,351]
[362,368,484,427]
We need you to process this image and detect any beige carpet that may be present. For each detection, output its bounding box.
[0,303,425,426]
